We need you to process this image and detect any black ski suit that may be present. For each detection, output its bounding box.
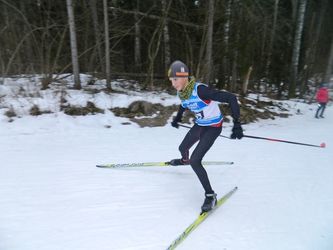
[173,85,240,194]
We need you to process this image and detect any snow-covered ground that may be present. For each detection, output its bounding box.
[0,78,332,250]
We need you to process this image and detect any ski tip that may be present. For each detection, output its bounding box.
[320,142,326,148]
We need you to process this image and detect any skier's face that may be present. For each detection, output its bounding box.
[170,77,188,91]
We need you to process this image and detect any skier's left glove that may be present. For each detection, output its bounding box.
[230,119,243,139]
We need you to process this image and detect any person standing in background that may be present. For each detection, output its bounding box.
[315,83,329,118]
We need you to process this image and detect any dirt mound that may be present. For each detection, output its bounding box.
[111,99,290,127]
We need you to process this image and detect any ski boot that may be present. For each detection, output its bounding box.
[169,158,189,166]
[201,192,217,213]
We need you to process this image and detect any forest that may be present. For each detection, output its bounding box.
[1,0,333,98]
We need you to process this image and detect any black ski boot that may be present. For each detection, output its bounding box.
[169,159,189,166]
[201,192,217,213]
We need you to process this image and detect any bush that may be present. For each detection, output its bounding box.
[63,101,104,116]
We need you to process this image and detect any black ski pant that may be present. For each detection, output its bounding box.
[178,124,222,194]
[315,103,326,117]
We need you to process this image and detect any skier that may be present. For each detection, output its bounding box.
[315,83,329,118]
[168,60,243,213]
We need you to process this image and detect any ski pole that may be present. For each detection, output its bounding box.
[243,135,326,148]
[177,124,326,148]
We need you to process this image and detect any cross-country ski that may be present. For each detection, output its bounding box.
[166,187,238,250]
[96,160,234,168]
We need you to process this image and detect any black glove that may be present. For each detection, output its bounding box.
[230,120,243,139]
[171,119,179,128]
[171,106,185,129]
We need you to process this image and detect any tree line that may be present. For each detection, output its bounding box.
[1,0,332,98]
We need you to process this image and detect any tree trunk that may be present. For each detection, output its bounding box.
[291,0,299,21]
[103,0,111,90]
[231,51,238,92]
[259,17,267,92]
[265,0,279,78]
[88,0,103,73]
[242,66,253,96]
[20,1,34,73]
[324,36,333,83]
[134,0,142,72]
[289,0,307,98]
[231,0,240,92]
[220,0,232,88]
[204,0,215,84]
[299,0,326,97]
[161,0,171,73]
[66,0,81,89]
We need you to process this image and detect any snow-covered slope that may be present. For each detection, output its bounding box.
[0,77,332,250]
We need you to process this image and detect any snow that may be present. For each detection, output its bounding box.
[1,77,332,250]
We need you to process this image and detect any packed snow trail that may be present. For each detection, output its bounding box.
[0,104,332,250]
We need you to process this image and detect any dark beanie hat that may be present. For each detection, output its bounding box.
[168,60,189,78]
